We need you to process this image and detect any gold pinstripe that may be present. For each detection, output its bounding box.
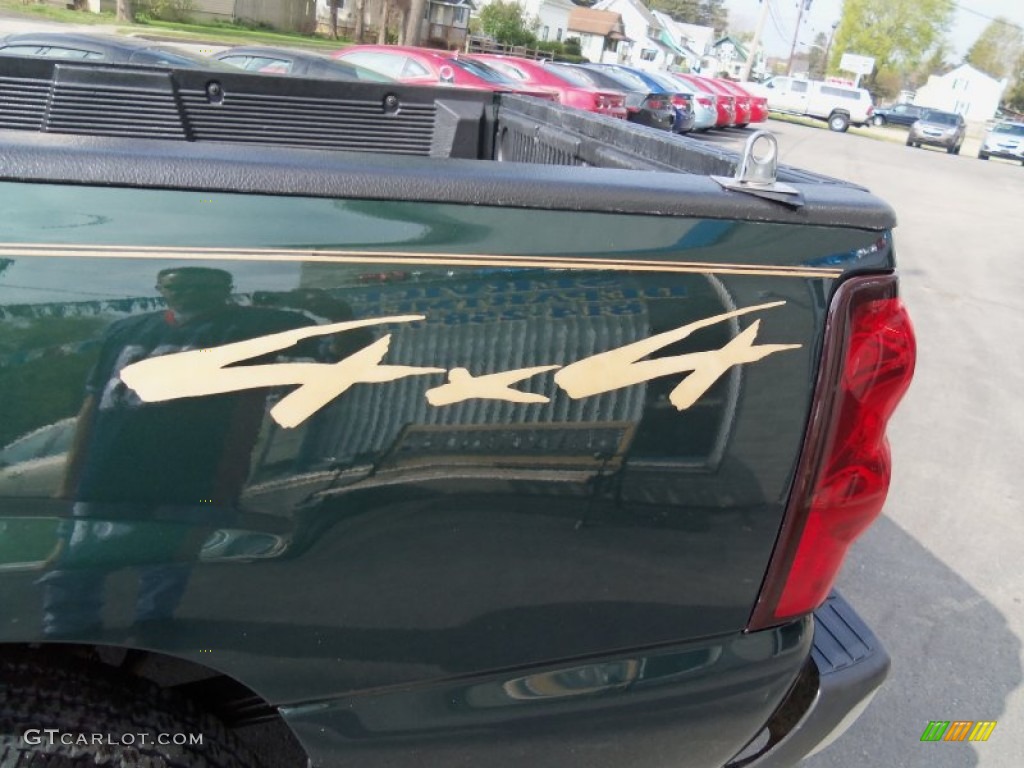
[0,244,843,279]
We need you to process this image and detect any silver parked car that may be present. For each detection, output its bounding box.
[657,72,718,132]
[906,109,966,154]
[978,121,1024,164]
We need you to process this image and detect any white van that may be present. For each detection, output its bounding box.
[761,77,874,132]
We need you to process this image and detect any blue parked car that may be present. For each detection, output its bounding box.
[582,63,696,134]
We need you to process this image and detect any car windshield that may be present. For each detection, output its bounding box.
[923,111,959,126]
[993,123,1024,136]
[547,63,599,87]
[543,64,592,88]
[327,59,392,82]
[451,58,517,85]
[130,47,235,70]
[647,72,687,91]
[596,67,655,92]
[477,59,526,81]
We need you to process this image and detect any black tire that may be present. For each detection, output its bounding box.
[947,144,956,154]
[872,115,885,127]
[906,136,915,147]
[828,112,850,132]
[0,655,269,768]
[978,152,989,160]
[953,144,961,155]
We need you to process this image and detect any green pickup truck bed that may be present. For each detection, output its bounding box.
[0,57,914,768]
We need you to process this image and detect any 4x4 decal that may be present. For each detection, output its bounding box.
[120,301,800,428]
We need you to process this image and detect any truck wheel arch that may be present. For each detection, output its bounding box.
[0,646,308,768]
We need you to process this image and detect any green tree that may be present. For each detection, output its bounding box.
[807,31,828,80]
[648,0,727,35]
[479,1,538,47]
[829,0,955,96]
[913,42,953,86]
[1005,70,1024,111]
[998,45,1024,112]
[697,0,728,36]
[966,18,1024,80]
[647,0,700,22]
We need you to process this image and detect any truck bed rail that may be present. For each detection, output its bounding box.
[0,57,845,187]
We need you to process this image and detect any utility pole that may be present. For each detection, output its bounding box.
[823,20,838,77]
[786,0,812,77]
[740,0,772,82]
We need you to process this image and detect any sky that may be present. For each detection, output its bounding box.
[725,0,1024,61]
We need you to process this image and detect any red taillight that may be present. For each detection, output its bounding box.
[671,95,690,108]
[646,97,665,110]
[748,275,916,630]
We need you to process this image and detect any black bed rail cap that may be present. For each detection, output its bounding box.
[0,55,492,158]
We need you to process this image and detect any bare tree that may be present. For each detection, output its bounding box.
[377,0,390,44]
[116,0,134,23]
[394,1,409,45]
[354,0,366,42]
[330,0,339,39]
[404,0,427,47]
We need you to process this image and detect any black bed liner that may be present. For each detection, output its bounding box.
[2,57,842,181]
[0,56,894,229]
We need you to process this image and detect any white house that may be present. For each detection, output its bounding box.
[469,0,573,45]
[702,36,753,79]
[650,11,705,72]
[673,21,715,59]
[317,0,475,47]
[566,7,630,65]
[593,0,675,72]
[528,0,575,44]
[914,63,1007,122]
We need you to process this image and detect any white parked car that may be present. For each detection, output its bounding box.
[761,76,874,132]
[978,121,1024,164]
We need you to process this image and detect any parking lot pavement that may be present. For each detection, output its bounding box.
[747,119,1024,768]
[700,117,1006,161]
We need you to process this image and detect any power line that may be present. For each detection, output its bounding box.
[766,0,788,42]
[956,2,1024,31]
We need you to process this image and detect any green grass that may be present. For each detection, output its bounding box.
[0,1,351,50]
[125,18,351,51]
[767,112,906,144]
[0,0,116,24]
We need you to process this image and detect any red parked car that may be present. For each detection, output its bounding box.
[465,54,627,119]
[708,78,751,126]
[675,72,736,128]
[331,45,555,100]
[713,79,768,126]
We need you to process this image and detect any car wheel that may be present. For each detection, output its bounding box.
[953,144,961,155]
[947,144,956,154]
[872,115,885,127]
[905,136,915,147]
[978,152,989,160]
[0,654,269,768]
[828,112,850,132]
[737,123,749,129]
